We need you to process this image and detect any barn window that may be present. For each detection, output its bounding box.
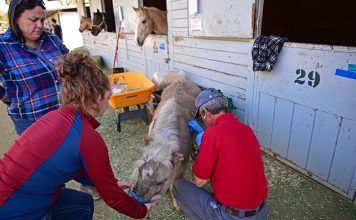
[140,0,166,11]
[100,0,116,33]
[261,0,356,47]
[83,0,91,18]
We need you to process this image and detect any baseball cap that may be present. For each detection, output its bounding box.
[194,88,224,118]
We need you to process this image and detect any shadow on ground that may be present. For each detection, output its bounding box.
[1,105,356,219]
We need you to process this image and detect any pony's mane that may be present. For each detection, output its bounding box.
[151,98,182,143]
[141,97,184,166]
[143,6,166,12]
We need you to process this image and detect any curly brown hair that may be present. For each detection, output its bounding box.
[55,51,110,114]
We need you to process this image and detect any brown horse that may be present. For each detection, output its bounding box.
[79,16,92,33]
[133,7,168,47]
[91,9,108,36]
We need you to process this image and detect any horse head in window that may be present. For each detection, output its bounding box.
[91,9,107,36]
[79,16,92,33]
[133,7,168,47]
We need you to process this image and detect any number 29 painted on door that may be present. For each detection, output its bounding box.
[294,69,320,88]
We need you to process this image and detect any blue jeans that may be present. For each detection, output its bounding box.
[45,188,94,220]
[173,179,268,220]
[10,115,35,135]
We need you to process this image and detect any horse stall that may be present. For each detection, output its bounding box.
[77,0,117,68]
[76,0,356,204]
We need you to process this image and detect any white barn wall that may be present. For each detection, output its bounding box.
[118,33,145,72]
[169,0,254,122]
[82,32,117,68]
[172,37,252,122]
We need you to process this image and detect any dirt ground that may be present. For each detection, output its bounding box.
[1,104,356,220]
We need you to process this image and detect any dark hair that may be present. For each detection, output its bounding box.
[8,0,46,40]
[51,18,57,23]
[55,51,110,114]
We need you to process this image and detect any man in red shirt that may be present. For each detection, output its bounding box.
[173,88,268,219]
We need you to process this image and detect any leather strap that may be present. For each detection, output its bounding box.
[225,201,265,217]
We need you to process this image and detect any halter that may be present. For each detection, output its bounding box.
[128,189,151,204]
[92,13,107,32]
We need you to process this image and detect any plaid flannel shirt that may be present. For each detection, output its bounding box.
[252,35,288,72]
[0,29,69,120]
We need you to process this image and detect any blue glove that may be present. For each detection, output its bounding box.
[188,120,204,133]
[196,131,204,149]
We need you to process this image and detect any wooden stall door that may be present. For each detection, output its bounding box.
[251,43,356,202]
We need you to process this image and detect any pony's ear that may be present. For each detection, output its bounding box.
[133,7,139,12]
[134,159,145,168]
[171,152,184,164]
[131,167,139,180]
[97,9,100,13]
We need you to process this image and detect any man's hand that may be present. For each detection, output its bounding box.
[188,120,204,133]
[193,175,208,187]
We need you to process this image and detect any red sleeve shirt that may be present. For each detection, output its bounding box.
[193,113,268,210]
[0,107,147,219]
[79,112,147,218]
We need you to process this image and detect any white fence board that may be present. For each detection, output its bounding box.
[172,28,189,36]
[270,98,294,158]
[172,9,188,19]
[174,54,249,79]
[306,111,341,181]
[328,119,356,192]
[174,45,251,68]
[172,19,189,28]
[173,37,252,54]
[171,0,187,10]
[256,93,275,150]
[173,59,247,90]
[286,104,315,169]
[173,62,247,98]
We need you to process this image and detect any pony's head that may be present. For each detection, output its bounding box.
[91,9,107,36]
[79,16,92,33]
[133,7,154,47]
[131,138,184,202]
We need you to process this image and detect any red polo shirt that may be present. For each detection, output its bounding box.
[193,113,268,210]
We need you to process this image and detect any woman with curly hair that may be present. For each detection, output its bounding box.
[0,52,155,220]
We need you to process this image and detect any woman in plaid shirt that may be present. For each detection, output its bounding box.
[0,0,69,135]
